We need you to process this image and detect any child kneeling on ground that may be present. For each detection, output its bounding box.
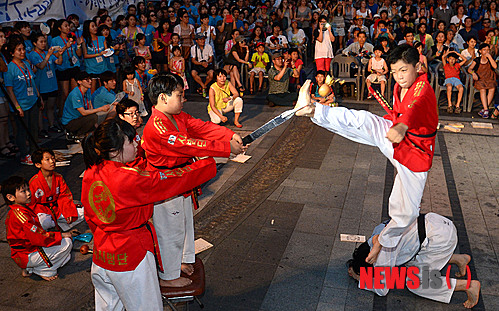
[2,176,72,281]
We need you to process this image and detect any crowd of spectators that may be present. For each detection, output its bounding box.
[1,0,499,165]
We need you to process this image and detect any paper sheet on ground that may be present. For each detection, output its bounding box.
[340,234,366,243]
[231,154,252,163]
[195,238,213,254]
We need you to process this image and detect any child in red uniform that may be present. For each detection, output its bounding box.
[442,50,467,114]
[29,148,83,231]
[295,44,438,261]
[82,119,218,310]
[142,73,246,287]
[2,176,72,281]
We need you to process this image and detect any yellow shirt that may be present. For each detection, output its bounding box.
[208,81,231,112]
[251,52,269,69]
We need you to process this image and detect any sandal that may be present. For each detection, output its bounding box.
[0,146,16,158]
[6,142,19,152]
[454,106,462,114]
[446,106,454,114]
[491,110,499,119]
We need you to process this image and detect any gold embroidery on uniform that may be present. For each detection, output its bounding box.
[88,181,116,224]
[14,209,27,223]
[153,118,166,134]
[121,167,150,176]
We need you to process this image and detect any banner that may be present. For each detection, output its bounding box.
[0,0,137,24]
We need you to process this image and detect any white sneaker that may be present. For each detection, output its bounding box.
[294,80,316,117]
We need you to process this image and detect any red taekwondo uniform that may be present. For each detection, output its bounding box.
[141,108,234,281]
[29,171,82,231]
[311,74,438,248]
[6,204,72,278]
[82,156,216,311]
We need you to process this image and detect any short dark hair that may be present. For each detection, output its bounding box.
[447,52,459,59]
[464,16,472,22]
[171,45,181,54]
[316,70,327,76]
[123,66,135,77]
[374,45,384,53]
[14,21,30,32]
[200,13,209,20]
[346,242,373,275]
[32,148,55,165]
[404,27,415,36]
[76,70,91,82]
[214,68,228,77]
[133,56,146,67]
[116,98,139,116]
[136,33,146,43]
[100,71,116,84]
[387,44,419,67]
[358,31,367,37]
[1,176,28,205]
[148,72,184,106]
[30,32,46,44]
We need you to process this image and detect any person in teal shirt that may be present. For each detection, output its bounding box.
[62,71,110,136]
[92,71,117,109]
[82,20,108,92]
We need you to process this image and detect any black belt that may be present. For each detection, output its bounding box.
[402,213,427,266]
[407,130,437,138]
[149,161,190,170]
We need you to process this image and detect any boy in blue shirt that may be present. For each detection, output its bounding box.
[92,71,118,109]
[61,71,110,136]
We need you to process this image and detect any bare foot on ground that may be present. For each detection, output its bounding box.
[181,263,194,276]
[463,280,480,308]
[21,269,31,277]
[455,254,471,277]
[160,277,192,287]
[40,274,58,281]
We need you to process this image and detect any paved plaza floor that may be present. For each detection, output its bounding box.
[0,91,497,310]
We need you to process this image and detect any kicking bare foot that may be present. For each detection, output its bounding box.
[160,277,192,287]
[181,263,194,276]
[463,280,480,308]
[294,80,315,117]
[455,254,471,277]
[21,269,31,277]
[40,274,58,281]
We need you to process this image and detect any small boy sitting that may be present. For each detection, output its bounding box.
[2,176,72,281]
[442,50,467,114]
[365,45,389,99]
[289,48,304,91]
[311,70,337,107]
[249,42,269,94]
[29,148,84,231]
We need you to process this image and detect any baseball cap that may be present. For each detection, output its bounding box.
[195,33,206,40]
[272,52,283,60]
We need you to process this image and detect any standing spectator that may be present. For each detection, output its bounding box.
[314,16,335,72]
[153,20,171,73]
[98,25,121,74]
[468,43,496,118]
[278,0,294,31]
[134,33,152,70]
[267,52,299,106]
[400,0,417,22]
[209,6,223,27]
[415,23,434,55]
[167,6,180,30]
[445,29,462,51]
[190,34,215,97]
[4,38,41,165]
[433,0,454,29]
[28,34,62,137]
[314,1,329,17]
[149,10,159,29]
[138,13,155,47]
[295,0,312,32]
[0,29,17,158]
[367,0,379,15]
[51,19,83,118]
[216,8,236,57]
[82,20,109,93]
[356,1,373,23]
[287,20,307,54]
[174,9,195,60]
[14,22,34,54]
[181,0,199,26]
[485,2,499,28]
[459,17,479,43]
[170,46,189,92]
[469,0,486,31]
[331,1,346,51]
[121,15,144,57]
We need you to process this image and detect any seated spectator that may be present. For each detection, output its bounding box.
[266,23,289,54]
[287,20,306,54]
[289,48,304,91]
[365,45,388,98]
[224,36,252,93]
[450,4,468,29]
[379,37,391,58]
[446,27,464,51]
[191,33,215,97]
[169,46,189,94]
[415,23,434,55]
[225,29,240,56]
[442,50,467,114]
[459,17,479,43]
[61,71,111,136]
[394,18,408,43]
[483,30,498,58]
[468,43,497,119]
[346,28,360,47]
[478,18,493,43]
[461,36,479,67]
[208,69,244,127]
[249,42,269,94]
[311,70,336,106]
[2,176,72,281]
[92,71,117,112]
[414,42,428,74]
[343,31,374,65]
[116,98,142,130]
[373,20,395,44]
[348,17,369,38]
[267,52,299,106]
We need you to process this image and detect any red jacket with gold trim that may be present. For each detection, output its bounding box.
[6,204,63,268]
[141,108,234,170]
[29,171,78,223]
[81,157,216,271]
[384,74,438,172]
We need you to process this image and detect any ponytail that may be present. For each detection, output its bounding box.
[82,119,136,169]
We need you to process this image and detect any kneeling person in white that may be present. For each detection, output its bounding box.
[347,213,480,309]
[209,69,244,128]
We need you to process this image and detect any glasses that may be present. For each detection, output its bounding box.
[123,111,140,117]
[183,15,189,18]
[150,14,156,17]
[168,10,174,13]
